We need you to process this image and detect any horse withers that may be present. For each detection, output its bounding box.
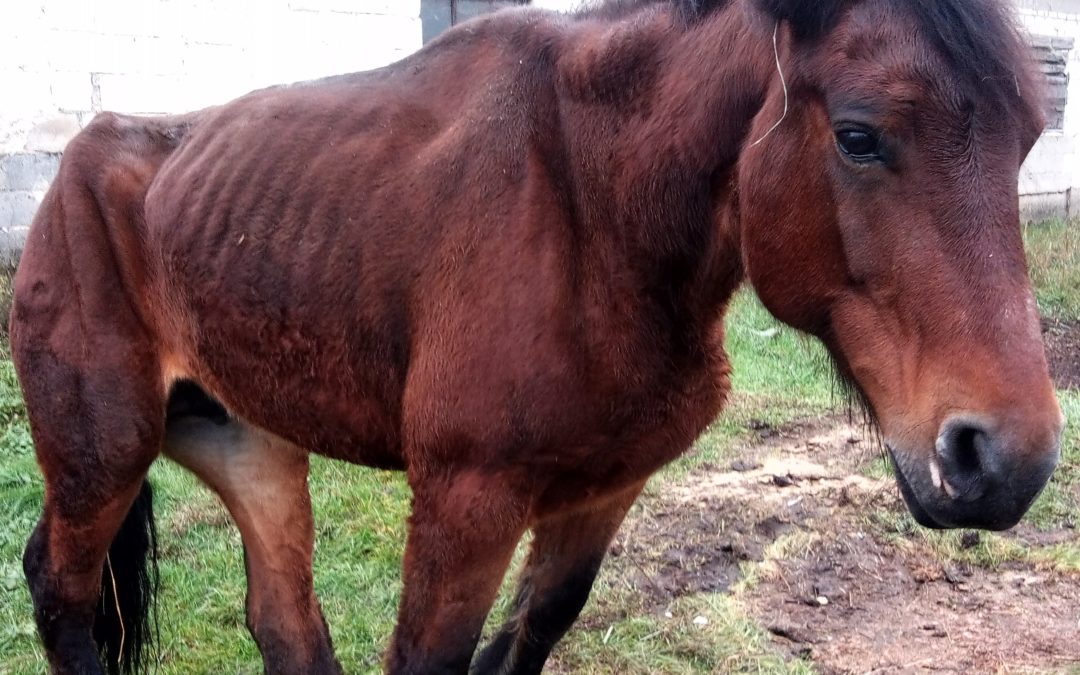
[11,0,1062,672]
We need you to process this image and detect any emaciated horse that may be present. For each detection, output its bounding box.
[11,0,1063,672]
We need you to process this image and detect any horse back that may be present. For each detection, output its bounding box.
[134,12,593,468]
[16,7,727,490]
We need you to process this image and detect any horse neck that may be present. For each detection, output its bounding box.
[553,1,775,320]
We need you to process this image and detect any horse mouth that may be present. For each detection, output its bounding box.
[885,443,1054,531]
[887,446,947,530]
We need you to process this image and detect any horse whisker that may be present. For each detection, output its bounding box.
[105,553,126,667]
[751,21,789,147]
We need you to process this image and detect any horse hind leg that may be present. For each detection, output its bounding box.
[13,120,170,674]
[17,352,164,675]
[163,384,341,674]
[14,315,165,675]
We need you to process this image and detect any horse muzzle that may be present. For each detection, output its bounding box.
[887,413,1062,530]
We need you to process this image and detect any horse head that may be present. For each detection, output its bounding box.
[738,0,1062,529]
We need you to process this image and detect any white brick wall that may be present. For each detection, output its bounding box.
[1016,4,1080,216]
[0,0,424,153]
[0,0,429,242]
[0,0,601,245]
[0,0,1074,240]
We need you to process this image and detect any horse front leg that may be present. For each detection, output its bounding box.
[471,481,645,675]
[386,470,531,675]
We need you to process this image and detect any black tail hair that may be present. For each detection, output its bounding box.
[93,480,159,674]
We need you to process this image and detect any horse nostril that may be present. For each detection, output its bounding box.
[935,416,998,501]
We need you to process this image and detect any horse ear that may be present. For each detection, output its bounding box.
[754,0,848,39]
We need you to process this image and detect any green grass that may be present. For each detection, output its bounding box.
[2,214,1079,673]
[1026,219,1080,319]
[550,593,814,675]
[679,291,836,473]
[0,291,829,674]
[1015,219,1080,529]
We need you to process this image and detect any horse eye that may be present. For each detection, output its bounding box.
[835,129,881,161]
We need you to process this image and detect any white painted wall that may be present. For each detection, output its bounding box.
[531,0,589,10]
[0,0,423,249]
[0,0,1076,250]
[1017,3,1080,218]
[0,0,423,154]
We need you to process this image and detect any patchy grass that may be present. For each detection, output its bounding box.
[734,530,823,594]
[1025,218,1080,319]
[0,291,831,674]
[869,508,1080,577]
[1023,388,1080,530]
[2,215,1079,673]
[675,291,837,475]
[0,268,12,359]
[550,593,814,675]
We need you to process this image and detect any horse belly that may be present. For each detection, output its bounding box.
[152,230,409,467]
[144,155,413,468]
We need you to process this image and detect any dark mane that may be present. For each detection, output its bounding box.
[578,0,728,22]
[578,0,1041,122]
[910,0,1041,112]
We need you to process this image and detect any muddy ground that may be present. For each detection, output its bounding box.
[599,326,1080,673]
[1045,318,1080,390]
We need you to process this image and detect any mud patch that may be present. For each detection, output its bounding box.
[1043,317,1080,390]
[607,418,889,607]
[605,415,1080,673]
[752,533,1080,674]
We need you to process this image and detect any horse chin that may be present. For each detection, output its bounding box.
[889,454,948,530]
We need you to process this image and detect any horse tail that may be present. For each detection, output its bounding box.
[92,480,160,675]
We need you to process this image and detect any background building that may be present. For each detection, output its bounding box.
[1017,0,1080,220]
[0,0,1076,259]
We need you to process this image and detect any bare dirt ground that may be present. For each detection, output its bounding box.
[606,419,1080,674]
[1044,318,1080,390]
[601,324,1080,673]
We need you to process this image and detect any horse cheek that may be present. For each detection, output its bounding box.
[739,153,844,334]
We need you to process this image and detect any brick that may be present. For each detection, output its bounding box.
[0,116,34,156]
[95,73,183,113]
[39,0,97,34]
[161,3,253,46]
[43,0,188,38]
[127,35,188,75]
[0,154,62,192]
[239,12,420,84]
[0,31,51,73]
[0,3,47,40]
[96,73,258,113]
[47,30,131,73]
[0,70,54,116]
[287,0,420,18]
[24,115,82,153]
[0,225,29,265]
[0,191,45,230]
[180,42,245,76]
[45,31,181,75]
[50,73,94,112]
[285,11,420,66]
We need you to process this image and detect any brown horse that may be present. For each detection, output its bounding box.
[11,0,1063,672]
